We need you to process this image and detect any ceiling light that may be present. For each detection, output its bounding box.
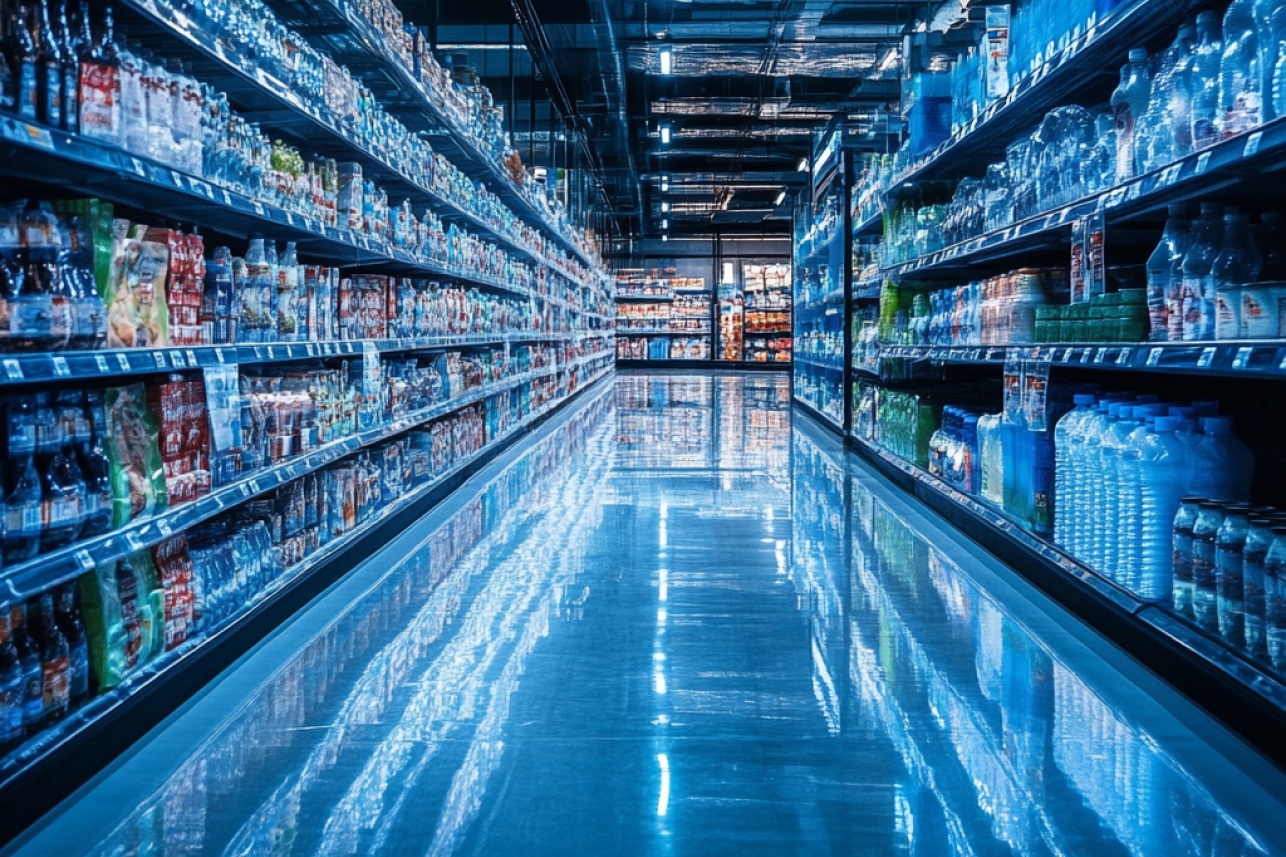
[660,45,672,75]
[775,190,787,206]
[662,219,669,229]
[796,157,809,172]
[661,202,669,212]
[661,179,669,192]
[660,124,671,144]
[721,262,735,284]
[661,234,668,242]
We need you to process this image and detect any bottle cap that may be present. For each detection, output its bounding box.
[1074,394,1096,406]
[1154,416,1178,432]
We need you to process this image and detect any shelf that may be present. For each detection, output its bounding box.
[886,0,1192,190]
[0,117,608,308]
[118,0,599,275]
[0,333,601,388]
[853,278,883,301]
[0,353,611,607]
[615,293,677,302]
[843,428,1286,765]
[876,340,1286,380]
[792,354,845,374]
[882,114,1286,280]
[614,329,712,336]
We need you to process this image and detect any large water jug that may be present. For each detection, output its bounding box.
[1136,417,1190,600]
[1075,400,1115,566]
[1054,394,1096,551]
[1120,405,1170,587]
[1190,11,1226,149]
[1221,0,1265,136]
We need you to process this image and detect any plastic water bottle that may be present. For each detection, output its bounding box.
[1054,394,1096,552]
[1180,202,1224,341]
[1253,0,1285,120]
[1196,416,1256,501]
[1136,418,1190,599]
[978,413,1004,506]
[1192,503,1227,632]
[1146,205,1190,341]
[1265,527,1286,671]
[1172,497,1205,616]
[1212,210,1263,340]
[1075,399,1116,566]
[1243,518,1278,661]
[1222,0,1266,137]
[1216,506,1252,647]
[1190,11,1225,149]
[1144,24,1198,170]
[1270,5,1286,117]
[1110,49,1152,181]
[1120,405,1170,589]
[1098,404,1140,579]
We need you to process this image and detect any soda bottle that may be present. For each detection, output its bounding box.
[35,392,84,550]
[9,604,43,733]
[53,582,88,706]
[26,592,68,727]
[78,389,113,537]
[3,395,44,563]
[0,610,24,754]
[35,0,62,127]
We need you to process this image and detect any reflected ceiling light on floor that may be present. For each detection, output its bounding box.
[657,754,671,816]
[660,45,673,75]
[796,157,809,172]
[660,124,672,144]
[775,190,787,206]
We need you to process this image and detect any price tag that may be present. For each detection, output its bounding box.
[1233,346,1254,370]
[252,200,265,216]
[266,346,276,360]
[3,358,23,380]
[1080,348,1092,364]
[52,355,70,377]
[186,350,198,367]
[117,353,131,371]
[157,518,173,537]
[1159,164,1181,186]
[216,348,228,363]
[125,530,146,552]
[1116,348,1133,366]
[169,350,186,368]
[1244,131,1263,158]
[1196,151,1212,174]
[74,549,95,571]
[95,355,110,373]
[1146,347,1163,367]
[1094,347,1107,363]
[1197,346,1217,368]
[153,351,168,369]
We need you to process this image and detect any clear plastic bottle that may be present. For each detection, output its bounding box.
[1213,210,1263,339]
[1110,48,1152,182]
[1180,202,1224,341]
[1144,24,1198,170]
[1146,205,1189,341]
[1243,518,1278,661]
[1216,505,1252,647]
[1054,394,1096,553]
[0,612,24,754]
[1220,0,1264,137]
[1121,404,1170,590]
[1265,527,1286,670]
[1192,502,1227,633]
[1190,10,1225,149]
[1271,5,1286,118]
[978,413,1004,506]
[1195,416,1255,501]
[1172,497,1205,617]
[1075,400,1115,567]
[1135,417,1190,600]
[3,396,43,564]
[277,240,299,341]
[1099,404,1142,580]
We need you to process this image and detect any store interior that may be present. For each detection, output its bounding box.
[3,0,1286,852]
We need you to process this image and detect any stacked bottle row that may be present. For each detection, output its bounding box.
[0,197,598,354]
[1172,499,1286,671]
[0,0,598,270]
[1145,203,1286,341]
[1054,396,1254,599]
[877,268,1069,347]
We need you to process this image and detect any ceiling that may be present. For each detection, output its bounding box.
[394,0,962,251]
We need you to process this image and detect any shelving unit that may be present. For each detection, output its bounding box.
[614,269,714,363]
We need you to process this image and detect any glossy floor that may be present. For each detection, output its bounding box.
[10,373,1286,857]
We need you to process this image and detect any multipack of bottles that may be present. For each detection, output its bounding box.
[1171,499,1286,671]
[1,585,91,752]
[1145,203,1286,341]
[1054,395,1255,599]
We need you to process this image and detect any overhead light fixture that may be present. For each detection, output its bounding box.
[796,157,809,172]
[660,45,672,75]
[661,178,669,192]
[660,124,671,144]
[662,219,669,229]
[661,234,669,242]
[775,190,787,206]
[661,202,669,212]
[721,261,735,284]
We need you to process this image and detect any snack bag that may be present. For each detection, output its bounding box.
[106,221,170,348]
[77,562,130,692]
[104,383,169,527]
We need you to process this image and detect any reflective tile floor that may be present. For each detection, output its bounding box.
[10,373,1286,857]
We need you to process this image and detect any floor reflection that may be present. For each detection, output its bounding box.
[10,373,1286,857]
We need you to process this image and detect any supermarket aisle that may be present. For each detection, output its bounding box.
[9,373,1286,857]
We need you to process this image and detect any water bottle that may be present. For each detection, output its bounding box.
[1190,11,1225,149]
[1075,400,1116,566]
[1192,503,1227,632]
[1216,505,1252,647]
[1172,497,1205,617]
[1212,210,1263,339]
[1270,6,1286,117]
[1120,404,1169,591]
[1054,394,1096,552]
[1221,0,1265,137]
[1144,24,1198,170]
[1135,417,1189,599]
[1196,416,1256,501]
[978,413,1004,506]
[1243,518,1279,661]
[1180,202,1224,341]
[1265,526,1286,671]
[1099,405,1142,579]
[1110,49,1152,181]
[1146,205,1189,341]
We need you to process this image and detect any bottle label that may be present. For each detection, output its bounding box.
[7,504,43,535]
[0,690,22,740]
[23,674,42,723]
[42,655,69,712]
[1214,291,1240,340]
[42,496,80,528]
[18,61,38,121]
[79,61,120,142]
[44,63,62,127]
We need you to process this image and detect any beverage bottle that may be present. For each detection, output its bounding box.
[35,0,61,127]
[1216,505,1252,647]
[76,2,120,145]
[1213,210,1263,339]
[117,37,144,154]
[1101,405,1143,579]
[3,395,44,563]
[1265,527,1286,671]
[56,0,74,131]
[1192,502,1227,633]
[0,0,16,114]
[1054,394,1096,552]
[1195,416,1255,500]
[1172,496,1205,617]
[78,389,112,537]
[9,604,42,734]
[53,582,89,706]
[1271,5,1286,118]
[1243,518,1278,661]
[1133,418,1188,600]
[1110,49,1152,182]
[26,592,68,727]
[0,611,25,754]
[1190,11,1225,149]
[1147,23,1198,169]
[8,1,37,122]
[1221,0,1264,137]
[35,393,84,550]
[978,412,1004,506]
[1146,205,1189,341]
[1073,400,1110,565]
[1259,210,1286,278]
[277,240,299,341]
[1120,404,1169,591]
[1180,202,1224,341]
[58,211,103,350]
[243,237,268,342]
[1255,0,1286,120]
[264,240,279,338]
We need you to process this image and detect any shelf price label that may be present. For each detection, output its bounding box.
[1244,132,1263,158]
[116,353,131,371]
[74,549,95,571]
[1232,346,1254,370]
[1196,151,1213,174]
[1116,348,1133,366]
[153,351,168,369]
[52,356,70,377]
[1094,347,1107,363]
[3,358,23,381]
[1197,346,1218,368]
